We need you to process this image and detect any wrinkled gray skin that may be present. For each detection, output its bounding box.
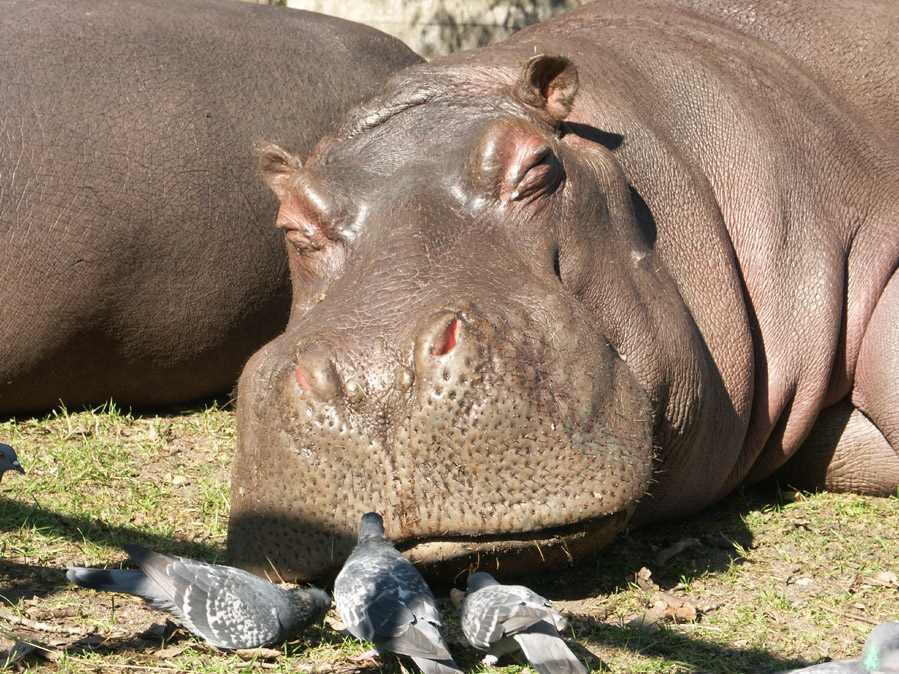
[230,0,899,581]
[0,0,421,415]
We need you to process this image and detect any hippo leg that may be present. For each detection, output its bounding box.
[853,271,899,452]
[778,272,899,495]
[775,400,899,495]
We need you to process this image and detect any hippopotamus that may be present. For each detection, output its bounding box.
[228,0,899,581]
[0,0,421,415]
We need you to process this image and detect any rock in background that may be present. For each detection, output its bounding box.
[277,0,588,58]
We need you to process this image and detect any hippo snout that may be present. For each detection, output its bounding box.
[292,309,482,404]
[230,299,655,581]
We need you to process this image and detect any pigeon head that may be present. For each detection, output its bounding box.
[298,587,332,625]
[0,443,24,481]
[357,512,386,543]
[466,572,500,593]
[862,622,899,672]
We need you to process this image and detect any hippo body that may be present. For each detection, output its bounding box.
[0,0,421,414]
[229,0,899,581]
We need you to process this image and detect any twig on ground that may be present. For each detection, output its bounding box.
[0,608,92,636]
[818,606,882,626]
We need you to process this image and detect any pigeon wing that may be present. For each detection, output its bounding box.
[460,587,509,649]
[164,559,284,649]
[356,572,449,661]
[335,551,385,642]
[501,585,566,632]
[122,544,184,601]
[125,544,283,649]
[461,585,546,649]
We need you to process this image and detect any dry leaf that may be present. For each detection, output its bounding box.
[155,645,184,659]
[235,647,281,661]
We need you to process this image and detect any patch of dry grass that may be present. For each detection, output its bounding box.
[1,403,897,673]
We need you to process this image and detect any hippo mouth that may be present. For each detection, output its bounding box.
[399,508,634,584]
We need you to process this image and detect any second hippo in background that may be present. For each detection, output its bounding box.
[0,0,421,415]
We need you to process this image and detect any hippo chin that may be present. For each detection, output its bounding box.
[229,0,899,581]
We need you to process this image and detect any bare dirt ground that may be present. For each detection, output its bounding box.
[1,404,897,673]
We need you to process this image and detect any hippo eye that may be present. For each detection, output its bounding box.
[473,117,564,204]
[512,148,563,202]
[276,189,341,254]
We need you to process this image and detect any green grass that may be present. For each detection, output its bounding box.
[2,402,898,673]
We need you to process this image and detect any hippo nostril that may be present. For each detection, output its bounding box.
[431,317,461,356]
[294,349,339,401]
[295,366,313,391]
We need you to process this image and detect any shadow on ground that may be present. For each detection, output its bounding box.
[517,485,772,600]
[0,497,224,605]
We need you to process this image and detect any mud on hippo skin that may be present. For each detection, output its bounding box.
[229,0,899,582]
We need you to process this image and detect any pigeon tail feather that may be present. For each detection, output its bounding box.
[121,543,183,599]
[66,568,171,609]
[513,626,587,674]
[382,624,452,660]
[410,655,464,674]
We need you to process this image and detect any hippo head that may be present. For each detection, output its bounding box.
[228,55,660,582]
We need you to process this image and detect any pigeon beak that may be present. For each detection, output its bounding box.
[12,461,24,474]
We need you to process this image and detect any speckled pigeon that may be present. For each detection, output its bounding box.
[776,622,899,673]
[0,443,24,482]
[66,543,331,649]
[334,512,462,674]
[456,572,587,674]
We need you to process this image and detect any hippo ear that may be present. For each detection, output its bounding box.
[514,54,579,125]
[474,117,563,204]
[258,143,305,200]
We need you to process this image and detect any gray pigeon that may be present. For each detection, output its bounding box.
[456,572,587,674]
[67,543,331,649]
[334,512,462,674]
[0,443,24,482]
[776,622,899,673]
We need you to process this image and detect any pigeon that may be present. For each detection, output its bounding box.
[67,543,331,649]
[455,572,587,674]
[0,443,24,482]
[776,622,899,672]
[334,512,463,674]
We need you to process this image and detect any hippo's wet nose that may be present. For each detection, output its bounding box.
[414,309,492,380]
[428,314,461,357]
[294,348,339,401]
[417,311,464,360]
